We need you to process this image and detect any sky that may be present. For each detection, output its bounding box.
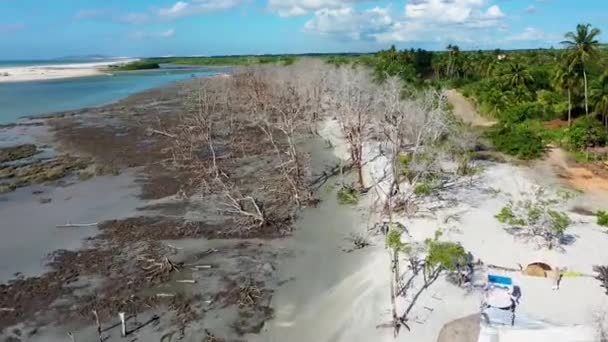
[0,0,606,59]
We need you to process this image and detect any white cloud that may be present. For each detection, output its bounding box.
[505,27,556,41]
[304,6,392,40]
[161,28,176,37]
[75,9,107,20]
[305,0,506,45]
[484,5,504,19]
[269,0,378,17]
[158,0,244,19]
[130,28,177,39]
[524,5,538,13]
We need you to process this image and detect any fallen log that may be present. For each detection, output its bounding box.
[57,222,98,228]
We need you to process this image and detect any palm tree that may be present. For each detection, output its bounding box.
[446,44,460,78]
[500,62,533,89]
[552,62,580,126]
[591,72,608,129]
[561,23,602,117]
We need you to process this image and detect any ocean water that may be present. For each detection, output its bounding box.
[0,66,228,124]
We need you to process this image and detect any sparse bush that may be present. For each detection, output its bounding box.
[337,185,359,205]
[495,188,572,249]
[564,117,607,151]
[486,123,545,159]
[495,205,525,226]
[597,210,608,227]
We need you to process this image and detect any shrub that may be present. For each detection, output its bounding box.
[486,123,544,159]
[564,117,607,151]
[597,210,608,227]
[414,182,433,196]
[337,185,359,205]
[495,205,525,226]
[500,102,543,123]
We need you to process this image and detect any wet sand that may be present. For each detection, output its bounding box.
[0,171,143,282]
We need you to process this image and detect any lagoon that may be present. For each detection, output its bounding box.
[0,66,227,124]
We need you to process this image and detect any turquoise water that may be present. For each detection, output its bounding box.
[0,67,228,124]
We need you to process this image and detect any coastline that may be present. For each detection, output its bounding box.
[2,65,608,342]
[0,59,138,83]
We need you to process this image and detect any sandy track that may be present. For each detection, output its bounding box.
[444,89,496,127]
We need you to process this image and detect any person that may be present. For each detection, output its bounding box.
[511,285,522,305]
[552,267,564,290]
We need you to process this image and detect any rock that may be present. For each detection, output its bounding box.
[39,198,52,204]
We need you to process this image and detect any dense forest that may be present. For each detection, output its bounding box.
[364,23,608,161]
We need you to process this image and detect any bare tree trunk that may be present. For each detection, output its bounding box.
[584,69,589,118]
[568,88,572,126]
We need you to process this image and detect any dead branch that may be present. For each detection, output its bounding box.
[147,128,177,138]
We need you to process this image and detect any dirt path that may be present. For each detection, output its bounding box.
[534,146,608,196]
[444,89,496,127]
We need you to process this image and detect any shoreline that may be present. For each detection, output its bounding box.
[0,59,139,83]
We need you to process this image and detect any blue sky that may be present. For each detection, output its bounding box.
[0,0,606,59]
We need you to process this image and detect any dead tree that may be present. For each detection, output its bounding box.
[327,66,378,189]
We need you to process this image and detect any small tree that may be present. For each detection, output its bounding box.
[495,188,572,249]
[399,231,467,327]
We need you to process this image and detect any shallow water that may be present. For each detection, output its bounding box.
[0,172,144,282]
[250,139,376,341]
[0,67,228,123]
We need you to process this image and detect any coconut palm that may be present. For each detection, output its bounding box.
[446,44,460,78]
[561,23,602,117]
[552,62,580,126]
[591,72,608,129]
[500,62,533,89]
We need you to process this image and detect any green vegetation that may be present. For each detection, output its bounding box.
[337,185,360,205]
[364,23,608,162]
[414,182,433,196]
[495,189,572,249]
[114,53,374,71]
[596,210,608,227]
[386,226,407,251]
[425,238,467,272]
[110,60,160,71]
[486,123,545,159]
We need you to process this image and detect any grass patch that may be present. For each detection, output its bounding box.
[414,182,433,196]
[597,210,608,227]
[337,185,359,205]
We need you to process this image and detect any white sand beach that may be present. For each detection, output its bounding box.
[265,115,608,342]
[0,60,138,83]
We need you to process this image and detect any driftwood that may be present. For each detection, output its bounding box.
[0,307,15,312]
[176,279,197,284]
[92,309,103,342]
[68,332,76,342]
[148,128,177,138]
[141,256,181,280]
[56,222,98,228]
[119,312,126,337]
[156,293,176,298]
[486,264,522,272]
